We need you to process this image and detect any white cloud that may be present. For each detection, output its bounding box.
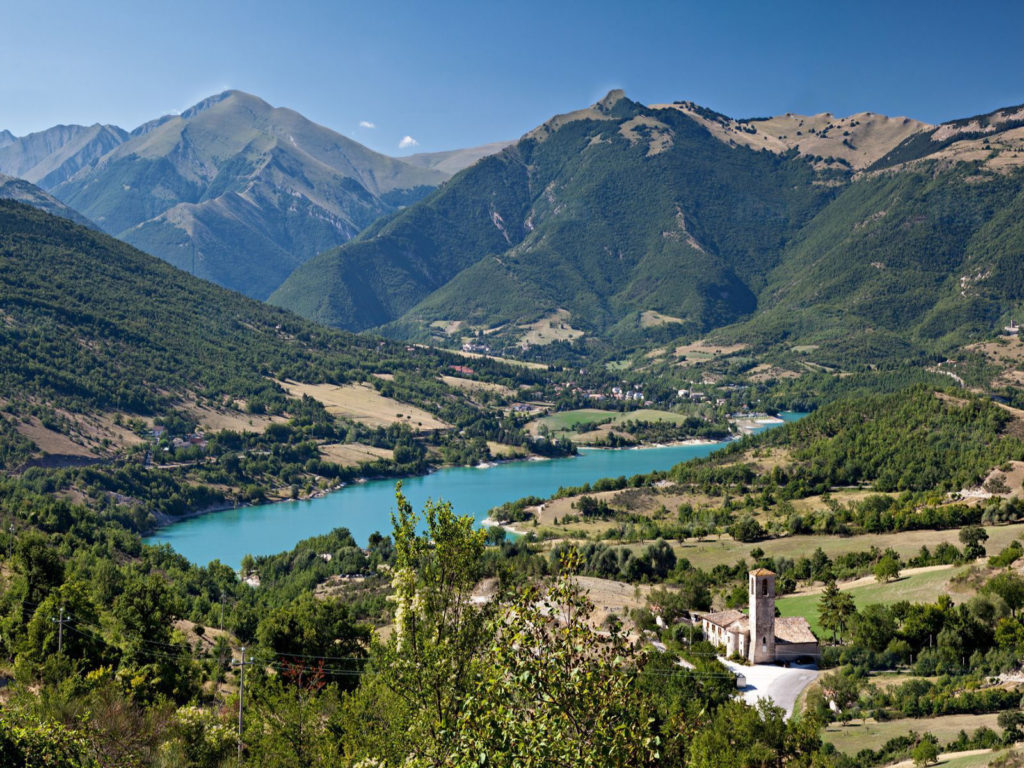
[359,120,375,129]
[398,135,419,149]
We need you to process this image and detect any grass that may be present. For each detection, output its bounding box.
[278,380,449,431]
[528,407,698,441]
[935,752,1013,768]
[823,713,1002,755]
[777,566,972,636]
[669,522,1024,573]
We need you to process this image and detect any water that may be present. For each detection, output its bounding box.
[147,412,805,567]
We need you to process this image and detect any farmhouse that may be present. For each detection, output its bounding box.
[701,569,819,663]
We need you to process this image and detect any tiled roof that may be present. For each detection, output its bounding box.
[702,609,745,628]
[775,616,818,644]
[750,568,776,577]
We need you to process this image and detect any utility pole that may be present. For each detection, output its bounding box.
[234,646,254,766]
[51,606,68,654]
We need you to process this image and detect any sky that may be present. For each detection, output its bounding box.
[2,0,1022,156]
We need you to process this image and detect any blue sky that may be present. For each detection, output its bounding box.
[2,0,1022,155]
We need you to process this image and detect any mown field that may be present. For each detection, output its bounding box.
[822,713,1002,755]
[777,565,973,636]
[527,407,704,441]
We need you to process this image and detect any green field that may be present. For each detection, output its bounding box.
[777,565,972,637]
[822,713,1002,755]
[669,522,1024,573]
[530,408,696,440]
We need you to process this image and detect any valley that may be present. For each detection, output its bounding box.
[4,81,1024,768]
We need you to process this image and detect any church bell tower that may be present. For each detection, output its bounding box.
[749,568,776,663]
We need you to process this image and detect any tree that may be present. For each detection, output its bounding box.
[960,525,989,560]
[873,554,901,583]
[446,558,661,768]
[912,735,939,766]
[339,485,493,766]
[643,538,676,579]
[0,713,98,768]
[728,516,765,542]
[819,666,866,723]
[256,594,368,687]
[852,603,896,653]
[818,579,857,644]
[983,571,1024,617]
[244,672,343,768]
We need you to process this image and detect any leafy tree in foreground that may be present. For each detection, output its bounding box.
[446,556,661,768]
[340,484,493,766]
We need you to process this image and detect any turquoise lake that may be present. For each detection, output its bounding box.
[146,413,804,567]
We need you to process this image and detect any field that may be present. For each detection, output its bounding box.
[885,749,1019,768]
[517,309,585,347]
[440,375,515,398]
[671,521,1024,573]
[278,380,450,431]
[777,565,972,636]
[673,340,747,362]
[437,346,549,370]
[822,713,1002,755]
[526,407,701,442]
[318,442,394,467]
[574,575,652,629]
[640,310,684,328]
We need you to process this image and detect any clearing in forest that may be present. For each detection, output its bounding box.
[278,381,449,431]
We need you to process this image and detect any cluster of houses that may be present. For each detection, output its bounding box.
[151,425,208,451]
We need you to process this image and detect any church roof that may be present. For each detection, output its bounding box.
[775,616,818,644]
[750,568,776,577]
[701,609,745,629]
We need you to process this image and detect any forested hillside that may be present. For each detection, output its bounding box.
[272,94,1024,374]
[0,202,562,481]
[272,90,835,343]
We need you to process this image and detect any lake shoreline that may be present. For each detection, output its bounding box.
[145,436,733,537]
[147,413,805,566]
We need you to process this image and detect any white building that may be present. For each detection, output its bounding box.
[701,569,819,663]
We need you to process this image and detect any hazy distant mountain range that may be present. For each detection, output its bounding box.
[269,90,1024,364]
[0,172,93,228]
[0,92,504,299]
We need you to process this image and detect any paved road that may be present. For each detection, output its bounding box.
[719,659,818,717]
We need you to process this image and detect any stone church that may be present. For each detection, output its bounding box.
[701,569,819,664]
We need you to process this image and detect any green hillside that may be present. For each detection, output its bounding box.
[716,163,1024,363]
[0,201,539,473]
[272,91,834,341]
[273,94,1024,372]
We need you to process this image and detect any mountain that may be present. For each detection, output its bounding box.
[269,90,837,340]
[0,173,94,227]
[405,140,514,175]
[271,93,1024,365]
[4,92,448,300]
[0,123,129,187]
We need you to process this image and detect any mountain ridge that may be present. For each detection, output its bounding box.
[0,91,448,300]
[272,91,1024,366]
